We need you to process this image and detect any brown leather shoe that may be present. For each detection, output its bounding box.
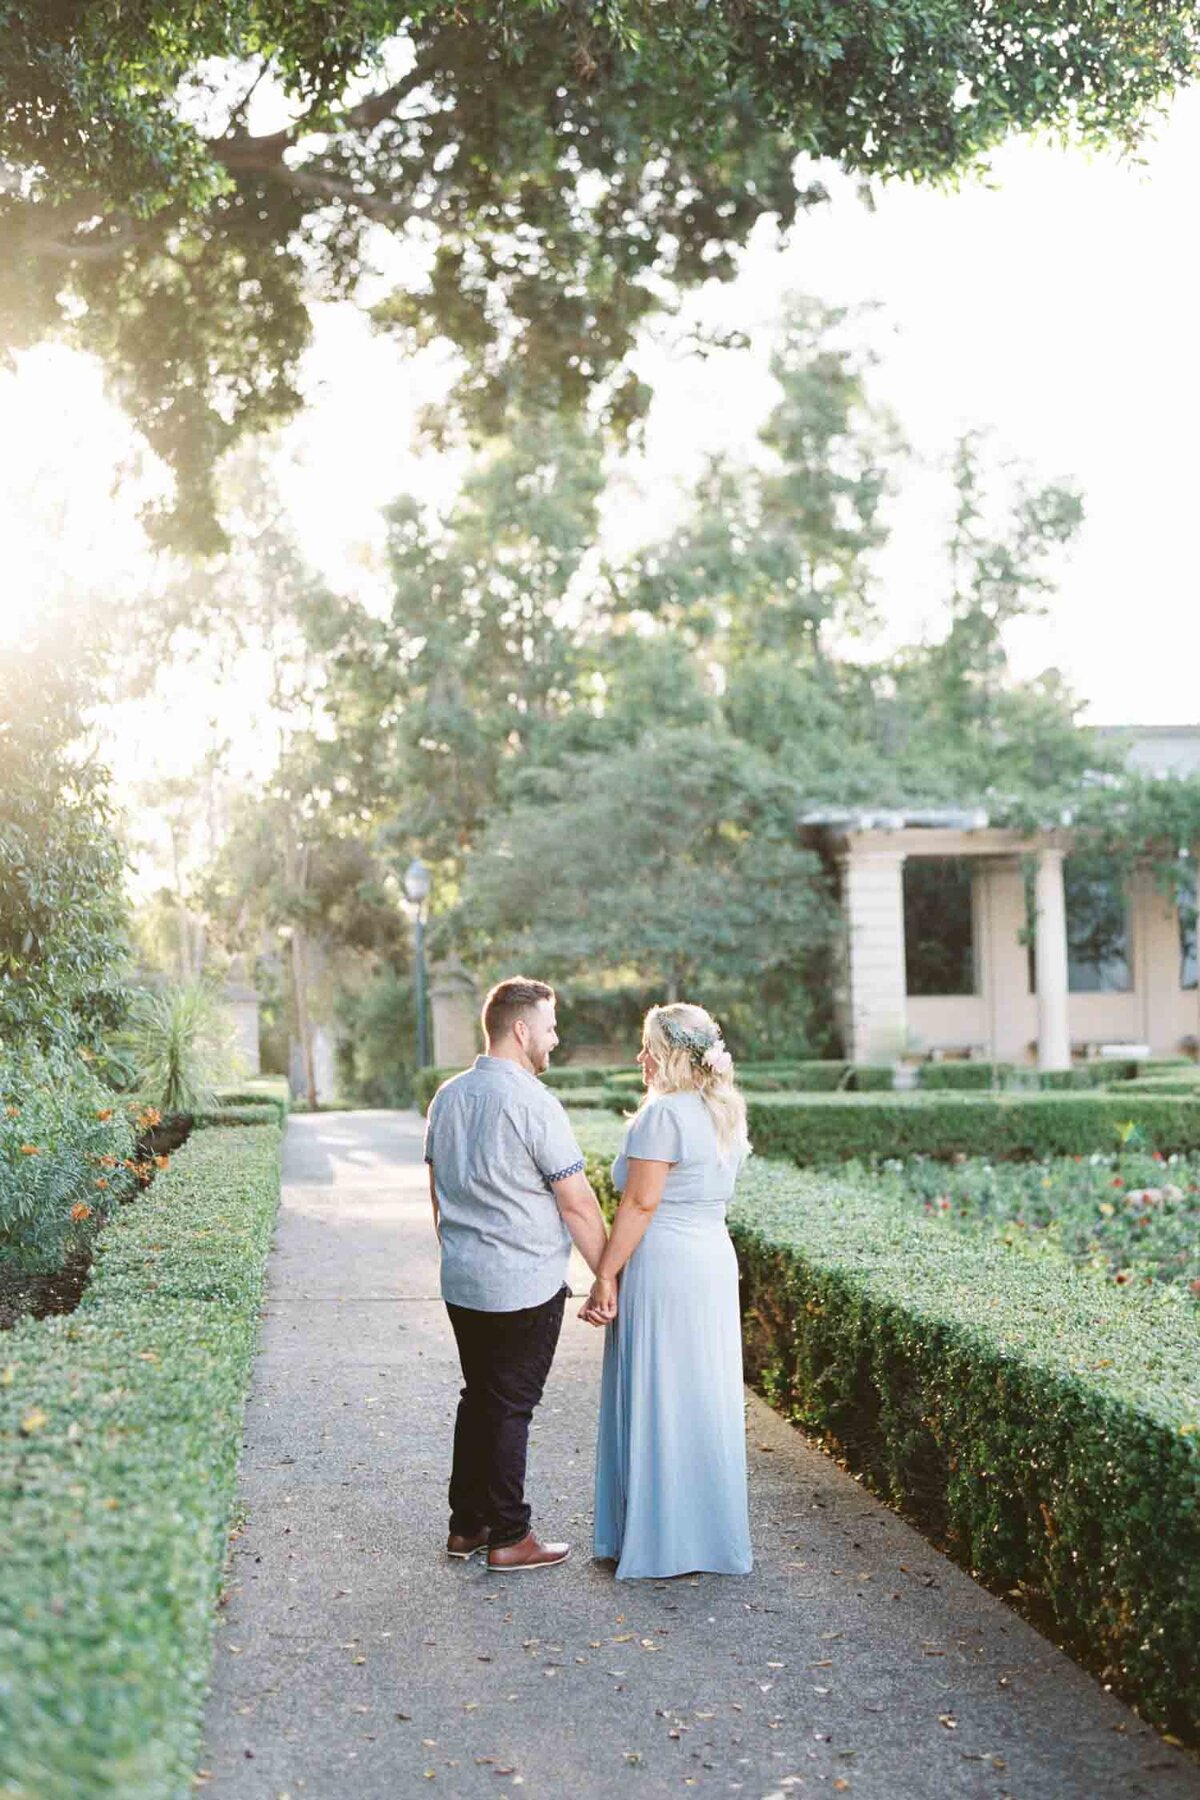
[446,1527,490,1559]
[486,1531,570,1572]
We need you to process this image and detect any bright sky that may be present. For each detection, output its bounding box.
[3,76,1199,799]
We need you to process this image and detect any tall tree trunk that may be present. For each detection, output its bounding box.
[283,812,317,1107]
[291,924,317,1109]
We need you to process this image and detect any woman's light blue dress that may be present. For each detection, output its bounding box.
[593,1090,753,1579]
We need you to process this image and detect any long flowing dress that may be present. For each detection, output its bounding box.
[593,1089,753,1579]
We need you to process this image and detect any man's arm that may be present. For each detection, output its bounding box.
[427,1163,441,1242]
[551,1169,608,1276]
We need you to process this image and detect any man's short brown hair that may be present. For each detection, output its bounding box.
[482,977,555,1043]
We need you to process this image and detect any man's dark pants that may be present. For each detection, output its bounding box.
[445,1283,569,1547]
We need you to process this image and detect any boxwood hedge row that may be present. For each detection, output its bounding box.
[0,1121,283,1798]
[727,1160,1200,1741]
[745,1091,1200,1163]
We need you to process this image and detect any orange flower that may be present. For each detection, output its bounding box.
[97,1154,117,1168]
[95,1108,113,1122]
[94,1178,108,1190]
[154,1154,170,1171]
[18,1144,39,1156]
[70,1203,92,1221]
[5,1105,19,1118]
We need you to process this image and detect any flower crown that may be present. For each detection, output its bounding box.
[656,1012,734,1079]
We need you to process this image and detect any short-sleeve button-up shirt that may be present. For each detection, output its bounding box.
[423,1054,585,1312]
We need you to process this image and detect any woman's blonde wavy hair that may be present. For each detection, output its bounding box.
[638,1002,749,1160]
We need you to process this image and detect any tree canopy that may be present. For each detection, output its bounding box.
[4,2,1198,548]
[0,650,130,1057]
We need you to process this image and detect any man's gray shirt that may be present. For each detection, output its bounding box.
[424,1054,585,1312]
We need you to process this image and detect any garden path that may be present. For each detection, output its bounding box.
[197,1110,1200,1799]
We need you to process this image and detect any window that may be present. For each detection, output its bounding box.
[1065,860,1131,993]
[1024,860,1132,992]
[904,858,977,996]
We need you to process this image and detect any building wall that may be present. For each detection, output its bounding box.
[904,861,1199,1061]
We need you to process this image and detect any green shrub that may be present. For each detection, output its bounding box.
[848,1064,894,1091]
[333,963,419,1107]
[1037,1064,1123,1089]
[0,656,130,1058]
[1120,1076,1200,1096]
[125,981,239,1113]
[741,1061,850,1090]
[0,1047,143,1272]
[190,1103,281,1129]
[744,1090,1200,1163]
[0,1122,283,1795]
[415,1065,629,1112]
[542,1065,630,1091]
[729,1160,1200,1741]
[214,1080,291,1125]
[918,1061,1009,1090]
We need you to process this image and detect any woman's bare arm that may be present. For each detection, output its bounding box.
[579,1157,670,1322]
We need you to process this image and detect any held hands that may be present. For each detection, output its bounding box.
[578,1274,617,1327]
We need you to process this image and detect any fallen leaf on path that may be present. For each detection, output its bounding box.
[938,1715,957,1730]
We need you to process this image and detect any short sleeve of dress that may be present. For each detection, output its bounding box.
[623,1098,684,1164]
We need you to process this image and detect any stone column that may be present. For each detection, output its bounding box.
[429,960,480,1069]
[979,858,1033,1063]
[1034,845,1071,1071]
[222,970,262,1077]
[839,848,908,1065]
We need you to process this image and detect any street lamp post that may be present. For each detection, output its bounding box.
[404,858,432,1069]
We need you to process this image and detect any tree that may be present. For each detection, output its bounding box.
[316,413,604,861]
[883,432,1107,805]
[457,726,837,1051]
[611,298,902,660]
[0,649,130,1056]
[5,4,1197,549]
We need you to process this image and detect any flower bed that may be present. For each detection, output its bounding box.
[0,1120,283,1795]
[729,1159,1200,1742]
[874,1149,1200,1298]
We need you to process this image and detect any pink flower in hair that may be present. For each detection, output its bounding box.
[703,1040,733,1079]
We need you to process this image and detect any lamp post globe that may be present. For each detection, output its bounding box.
[403,858,432,906]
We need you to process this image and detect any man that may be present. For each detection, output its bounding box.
[424,976,609,1571]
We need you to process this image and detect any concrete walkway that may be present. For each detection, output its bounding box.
[198,1112,1200,1800]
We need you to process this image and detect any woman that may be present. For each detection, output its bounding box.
[581,1002,753,1579]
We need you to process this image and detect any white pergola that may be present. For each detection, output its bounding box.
[801,808,1200,1069]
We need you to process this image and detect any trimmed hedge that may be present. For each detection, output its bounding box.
[415,1065,628,1112]
[190,1102,283,1129]
[745,1091,1200,1163]
[541,1065,629,1091]
[213,1079,291,1124]
[918,1062,1145,1092]
[1121,1076,1200,1097]
[0,1122,283,1796]
[729,1160,1200,1741]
